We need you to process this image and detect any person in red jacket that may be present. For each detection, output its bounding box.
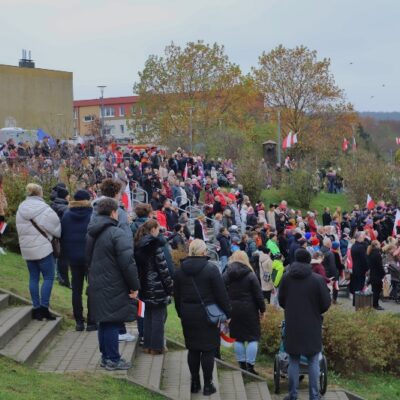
[307,212,317,233]
[156,205,167,230]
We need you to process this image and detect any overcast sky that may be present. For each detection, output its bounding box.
[1,0,398,111]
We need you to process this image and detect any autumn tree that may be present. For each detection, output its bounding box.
[132,40,261,148]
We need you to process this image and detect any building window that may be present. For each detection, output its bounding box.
[102,106,115,117]
[120,125,125,134]
[119,106,125,117]
[83,115,95,122]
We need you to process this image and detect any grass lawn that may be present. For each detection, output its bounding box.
[1,251,399,400]
[0,356,164,400]
[261,189,352,217]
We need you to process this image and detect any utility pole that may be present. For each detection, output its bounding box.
[277,109,282,166]
[97,85,106,139]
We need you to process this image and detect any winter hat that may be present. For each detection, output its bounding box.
[73,189,91,201]
[57,187,69,200]
[311,237,320,246]
[305,232,312,241]
[332,241,340,250]
[294,248,312,263]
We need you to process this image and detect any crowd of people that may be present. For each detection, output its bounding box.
[1,139,399,399]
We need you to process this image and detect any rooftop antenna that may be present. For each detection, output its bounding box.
[19,49,35,68]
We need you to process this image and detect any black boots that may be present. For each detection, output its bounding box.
[40,306,56,320]
[190,376,201,393]
[203,381,217,396]
[246,363,259,375]
[239,361,247,371]
[32,308,42,321]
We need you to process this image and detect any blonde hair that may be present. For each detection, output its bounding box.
[26,183,43,198]
[189,239,207,257]
[229,250,253,271]
[367,240,381,255]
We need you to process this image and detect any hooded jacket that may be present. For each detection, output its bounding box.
[61,200,92,265]
[16,196,61,260]
[321,245,338,279]
[50,198,69,220]
[279,261,331,356]
[174,256,231,351]
[86,215,139,323]
[223,262,265,342]
[134,235,173,306]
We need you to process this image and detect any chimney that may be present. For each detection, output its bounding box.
[19,49,35,68]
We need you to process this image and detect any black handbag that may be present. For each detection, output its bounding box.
[30,219,61,258]
[191,277,227,326]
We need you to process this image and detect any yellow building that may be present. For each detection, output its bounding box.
[0,61,73,138]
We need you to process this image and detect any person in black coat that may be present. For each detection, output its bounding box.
[217,228,232,273]
[174,239,231,396]
[321,238,339,304]
[169,224,186,250]
[350,231,369,306]
[134,219,173,355]
[223,251,265,375]
[367,240,385,310]
[288,233,303,265]
[61,190,93,331]
[86,198,139,371]
[279,249,331,400]
[322,207,332,226]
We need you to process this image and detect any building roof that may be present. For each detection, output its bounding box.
[73,96,139,107]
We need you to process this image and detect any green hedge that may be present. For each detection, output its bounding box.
[260,305,400,376]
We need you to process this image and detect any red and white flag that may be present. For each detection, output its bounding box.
[345,248,353,272]
[396,137,400,145]
[352,136,357,151]
[0,222,6,235]
[366,194,375,210]
[220,331,236,348]
[282,131,298,149]
[393,209,400,237]
[342,138,349,151]
[183,163,188,180]
[137,299,145,318]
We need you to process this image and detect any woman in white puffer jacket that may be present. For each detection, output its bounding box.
[16,183,61,320]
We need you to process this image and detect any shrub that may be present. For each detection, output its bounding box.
[260,306,400,376]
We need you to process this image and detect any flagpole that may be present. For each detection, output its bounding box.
[277,110,282,166]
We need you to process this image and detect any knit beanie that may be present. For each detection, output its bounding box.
[73,189,91,201]
[294,248,312,263]
[57,187,69,200]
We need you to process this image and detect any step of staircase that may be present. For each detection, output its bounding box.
[0,305,32,348]
[245,381,272,400]
[0,317,61,365]
[0,294,9,311]
[130,347,165,389]
[219,370,248,400]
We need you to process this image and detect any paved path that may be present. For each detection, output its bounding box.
[272,390,349,399]
[337,294,400,313]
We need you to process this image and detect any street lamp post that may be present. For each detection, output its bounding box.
[277,109,282,166]
[97,85,106,139]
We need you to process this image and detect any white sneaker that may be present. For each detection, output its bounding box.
[0,247,6,255]
[118,333,136,342]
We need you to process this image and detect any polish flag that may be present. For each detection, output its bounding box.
[345,248,353,272]
[342,138,349,151]
[396,137,400,145]
[282,131,298,149]
[393,209,400,237]
[137,299,145,318]
[352,137,357,151]
[183,163,188,180]
[366,194,375,210]
[220,331,236,348]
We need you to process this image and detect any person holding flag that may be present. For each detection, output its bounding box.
[223,251,265,375]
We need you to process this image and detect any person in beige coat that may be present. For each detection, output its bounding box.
[258,248,274,303]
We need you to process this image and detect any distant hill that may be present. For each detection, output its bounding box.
[358,112,400,121]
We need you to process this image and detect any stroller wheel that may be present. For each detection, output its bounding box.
[274,354,281,394]
[319,355,328,395]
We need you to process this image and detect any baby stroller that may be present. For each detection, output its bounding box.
[387,263,400,303]
[274,321,328,395]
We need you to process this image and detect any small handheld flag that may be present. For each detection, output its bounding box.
[366,194,375,210]
[220,331,236,348]
[342,138,349,152]
[137,299,145,318]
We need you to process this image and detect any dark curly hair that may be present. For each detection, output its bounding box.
[100,178,122,198]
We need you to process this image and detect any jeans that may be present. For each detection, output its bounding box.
[70,264,94,324]
[98,322,121,362]
[144,304,167,351]
[27,254,55,309]
[219,256,228,274]
[56,256,70,285]
[288,353,320,400]
[188,349,214,383]
[234,341,259,365]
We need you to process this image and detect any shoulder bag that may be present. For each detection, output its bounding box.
[30,219,61,258]
[191,276,227,326]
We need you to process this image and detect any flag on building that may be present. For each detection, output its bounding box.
[366,194,375,210]
[183,163,188,180]
[137,299,145,318]
[352,136,357,151]
[342,138,349,151]
[396,137,400,145]
[282,131,298,149]
[393,209,400,237]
